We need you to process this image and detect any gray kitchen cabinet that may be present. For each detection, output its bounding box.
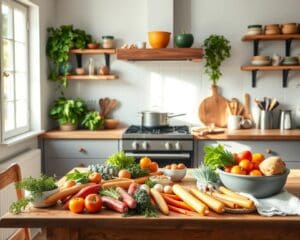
[196,140,300,169]
[42,140,119,177]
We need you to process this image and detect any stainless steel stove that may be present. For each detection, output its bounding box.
[121,125,194,167]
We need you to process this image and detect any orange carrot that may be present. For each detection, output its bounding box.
[161,193,182,201]
[168,204,192,215]
[163,195,194,211]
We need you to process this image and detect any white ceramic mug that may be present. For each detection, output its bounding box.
[227,115,242,130]
[136,41,146,49]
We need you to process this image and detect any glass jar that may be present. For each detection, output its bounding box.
[102,36,114,49]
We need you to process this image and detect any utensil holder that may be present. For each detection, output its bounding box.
[259,110,273,129]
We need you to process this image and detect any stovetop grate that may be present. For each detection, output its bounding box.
[124,125,190,135]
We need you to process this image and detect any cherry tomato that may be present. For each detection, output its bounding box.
[237,150,252,163]
[252,153,265,169]
[69,197,85,213]
[89,172,102,184]
[224,165,233,173]
[249,169,263,176]
[230,165,247,175]
[239,159,254,173]
[149,162,159,172]
[84,194,102,213]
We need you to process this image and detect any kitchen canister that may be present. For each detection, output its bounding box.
[259,110,274,129]
[279,110,293,130]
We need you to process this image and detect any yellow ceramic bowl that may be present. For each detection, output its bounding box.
[148,31,171,48]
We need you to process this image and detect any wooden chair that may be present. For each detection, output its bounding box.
[0,163,31,240]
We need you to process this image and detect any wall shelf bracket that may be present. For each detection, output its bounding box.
[75,54,82,68]
[104,54,110,69]
[283,69,290,88]
[251,70,258,87]
[285,39,292,57]
[253,40,259,56]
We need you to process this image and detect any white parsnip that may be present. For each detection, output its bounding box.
[218,186,250,201]
[150,188,169,215]
[212,192,254,209]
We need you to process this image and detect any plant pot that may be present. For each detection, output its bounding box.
[59,123,78,131]
[174,33,194,48]
[59,63,72,75]
[24,188,59,208]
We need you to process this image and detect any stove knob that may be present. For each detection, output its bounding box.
[142,141,149,150]
[165,142,172,150]
[132,141,139,150]
[175,142,182,150]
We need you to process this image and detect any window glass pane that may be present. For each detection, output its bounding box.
[16,100,28,128]
[15,42,27,72]
[2,39,14,71]
[3,72,14,101]
[14,7,27,43]
[4,101,15,131]
[15,73,27,100]
[1,4,13,39]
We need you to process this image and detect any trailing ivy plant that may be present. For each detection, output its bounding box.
[203,34,231,85]
[46,25,91,88]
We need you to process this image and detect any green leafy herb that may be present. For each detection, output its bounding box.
[81,111,104,130]
[127,164,149,178]
[125,189,157,217]
[145,179,155,188]
[106,151,135,170]
[203,144,235,170]
[10,198,32,214]
[192,163,220,191]
[100,188,120,200]
[65,169,90,183]
[203,34,231,85]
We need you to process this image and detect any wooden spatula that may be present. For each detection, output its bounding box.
[243,93,253,121]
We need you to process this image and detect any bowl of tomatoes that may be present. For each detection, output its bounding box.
[163,163,187,182]
[218,150,289,198]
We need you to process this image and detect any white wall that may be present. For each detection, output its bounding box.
[0,0,56,162]
[52,0,300,127]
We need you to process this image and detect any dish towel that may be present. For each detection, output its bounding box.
[242,190,300,216]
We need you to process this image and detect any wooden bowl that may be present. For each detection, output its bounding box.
[148,31,171,48]
[87,43,100,49]
[252,55,270,61]
[104,119,119,129]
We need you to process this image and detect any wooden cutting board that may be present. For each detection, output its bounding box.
[198,85,229,128]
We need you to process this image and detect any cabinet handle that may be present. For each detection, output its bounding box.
[79,147,87,153]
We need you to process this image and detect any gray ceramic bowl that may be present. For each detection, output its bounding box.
[163,168,187,182]
[217,168,290,198]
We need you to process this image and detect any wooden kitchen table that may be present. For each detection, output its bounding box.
[1,170,300,240]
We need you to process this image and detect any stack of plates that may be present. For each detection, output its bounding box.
[251,55,271,66]
[282,56,298,65]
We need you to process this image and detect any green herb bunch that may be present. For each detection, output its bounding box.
[106,151,135,170]
[10,175,57,214]
[127,164,149,178]
[192,163,220,191]
[204,34,231,85]
[81,111,104,130]
[46,25,91,87]
[100,188,120,200]
[203,144,235,170]
[65,169,90,184]
[49,97,88,126]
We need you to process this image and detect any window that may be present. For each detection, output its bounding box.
[1,0,30,140]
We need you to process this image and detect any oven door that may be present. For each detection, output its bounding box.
[125,152,193,168]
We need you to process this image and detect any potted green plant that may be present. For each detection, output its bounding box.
[46,25,91,88]
[49,97,88,131]
[203,34,231,85]
[10,175,58,214]
[82,111,105,130]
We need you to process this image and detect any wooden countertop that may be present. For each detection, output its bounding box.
[38,124,128,139]
[193,129,300,140]
[1,169,300,240]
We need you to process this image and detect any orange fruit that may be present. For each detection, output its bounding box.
[139,157,152,169]
[230,165,246,175]
[69,197,85,213]
[149,162,159,173]
[239,159,253,172]
[249,169,263,176]
[252,153,265,169]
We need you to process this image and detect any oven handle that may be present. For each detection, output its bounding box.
[125,153,190,159]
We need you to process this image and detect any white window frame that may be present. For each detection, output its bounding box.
[1,0,30,140]
[0,0,43,145]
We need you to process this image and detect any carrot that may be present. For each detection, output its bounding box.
[212,192,254,209]
[133,176,149,184]
[102,180,133,189]
[44,182,96,205]
[218,186,250,201]
[168,204,192,215]
[150,188,169,215]
[162,195,194,211]
[190,188,225,214]
[161,193,182,201]
[172,184,209,215]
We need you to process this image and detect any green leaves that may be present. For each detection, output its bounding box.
[203,144,235,170]
[81,111,104,130]
[106,151,135,170]
[204,35,231,85]
[65,169,90,184]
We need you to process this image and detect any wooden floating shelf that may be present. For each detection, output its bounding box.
[241,65,300,71]
[242,34,300,41]
[67,75,118,80]
[116,48,203,61]
[69,49,116,54]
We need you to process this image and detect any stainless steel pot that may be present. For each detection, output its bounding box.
[139,111,185,127]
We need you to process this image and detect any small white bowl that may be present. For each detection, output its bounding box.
[163,168,187,182]
[25,188,59,208]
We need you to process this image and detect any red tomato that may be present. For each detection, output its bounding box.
[69,197,85,213]
[239,159,254,173]
[224,165,233,173]
[84,194,102,213]
[89,172,102,184]
[237,150,252,163]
